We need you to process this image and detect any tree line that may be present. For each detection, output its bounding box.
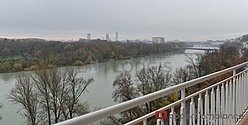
[104,42,246,124]
[0,39,188,73]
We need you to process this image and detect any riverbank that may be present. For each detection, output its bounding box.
[0,49,184,73]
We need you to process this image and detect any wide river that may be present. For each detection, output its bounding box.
[0,49,204,125]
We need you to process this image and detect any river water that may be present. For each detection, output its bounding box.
[0,49,204,125]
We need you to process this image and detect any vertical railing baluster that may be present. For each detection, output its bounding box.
[242,73,246,113]
[225,81,231,125]
[228,80,233,124]
[204,90,209,125]
[157,118,160,125]
[225,81,229,124]
[244,72,246,111]
[201,97,203,125]
[232,80,236,124]
[233,70,236,123]
[245,72,247,112]
[173,107,176,125]
[246,71,248,110]
[197,95,201,125]
[189,97,196,125]
[193,99,196,125]
[240,71,244,122]
[143,119,147,125]
[245,71,248,109]
[210,88,215,125]
[238,75,241,115]
[242,73,245,114]
[169,107,176,125]
[240,74,243,118]
[180,89,186,125]
[244,72,246,112]
[243,72,246,118]
[169,109,173,125]
[220,83,224,125]
[157,113,164,125]
[190,98,193,125]
[229,81,232,124]
[240,75,242,114]
[216,85,220,125]
[246,71,248,111]
[236,76,240,120]
[240,73,243,115]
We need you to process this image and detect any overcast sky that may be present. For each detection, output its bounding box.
[0,0,248,41]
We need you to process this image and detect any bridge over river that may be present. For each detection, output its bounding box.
[177,47,220,52]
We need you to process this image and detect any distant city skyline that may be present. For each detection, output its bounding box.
[1,0,248,41]
[0,31,244,42]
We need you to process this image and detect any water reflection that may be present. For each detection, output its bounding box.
[0,73,12,81]
[0,50,204,125]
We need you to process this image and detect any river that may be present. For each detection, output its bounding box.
[0,49,204,125]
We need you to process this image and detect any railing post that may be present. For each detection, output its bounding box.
[180,89,186,125]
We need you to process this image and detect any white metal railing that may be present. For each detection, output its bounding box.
[55,61,248,125]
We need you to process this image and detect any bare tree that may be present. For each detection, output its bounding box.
[173,67,192,85]
[112,71,143,123]
[31,68,53,124]
[136,65,171,113]
[8,75,40,125]
[61,69,93,120]
[185,54,204,78]
[8,68,93,125]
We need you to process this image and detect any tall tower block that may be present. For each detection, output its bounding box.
[115,32,118,41]
[106,33,110,41]
[87,33,91,40]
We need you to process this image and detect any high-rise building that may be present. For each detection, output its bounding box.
[115,32,118,41]
[152,37,165,43]
[106,33,110,41]
[87,33,91,40]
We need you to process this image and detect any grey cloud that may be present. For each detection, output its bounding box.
[0,0,248,40]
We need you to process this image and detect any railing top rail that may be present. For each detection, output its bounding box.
[55,61,248,125]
